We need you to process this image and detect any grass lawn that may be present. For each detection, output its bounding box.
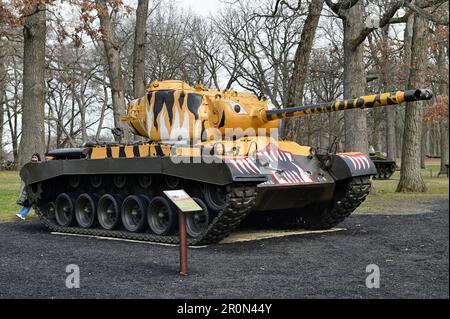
[0,171,24,222]
[358,159,449,214]
[0,159,448,222]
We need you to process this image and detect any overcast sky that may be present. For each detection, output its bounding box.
[174,0,223,16]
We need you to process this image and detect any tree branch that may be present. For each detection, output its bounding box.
[389,12,412,24]
[405,1,449,25]
[324,0,359,18]
[350,1,403,50]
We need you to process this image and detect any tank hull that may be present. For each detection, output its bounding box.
[21,140,376,245]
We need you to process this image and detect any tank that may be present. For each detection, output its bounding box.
[20,81,432,245]
[369,149,397,180]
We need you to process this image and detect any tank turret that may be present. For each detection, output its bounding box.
[121,80,432,142]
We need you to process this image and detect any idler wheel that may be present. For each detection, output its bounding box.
[186,198,209,238]
[75,193,97,228]
[147,196,177,235]
[202,184,226,212]
[97,194,122,230]
[47,201,56,219]
[114,175,127,189]
[38,200,56,219]
[121,195,149,232]
[26,183,43,205]
[55,193,75,226]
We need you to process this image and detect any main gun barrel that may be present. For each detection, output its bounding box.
[264,89,433,121]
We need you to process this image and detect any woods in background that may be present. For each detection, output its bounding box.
[0,0,448,192]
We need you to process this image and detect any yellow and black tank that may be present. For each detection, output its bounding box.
[20,80,432,245]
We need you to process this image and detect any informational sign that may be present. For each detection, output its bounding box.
[163,190,202,213]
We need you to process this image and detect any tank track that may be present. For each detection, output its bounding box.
[243,176,372,230]
[373,163,396,180]
[299,176,372,229]
[34,183,257,246]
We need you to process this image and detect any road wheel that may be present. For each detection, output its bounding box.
[97,194,122,230]
[55,193,75,226]
[186,198,209,238]
[202,184,227,212]
[121,195,148,232]
[75,193,97,228]
[147,196,177,235]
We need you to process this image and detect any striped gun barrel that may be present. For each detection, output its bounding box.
[265,89,433,121]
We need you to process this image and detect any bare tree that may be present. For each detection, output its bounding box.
[5,56,22,164]
[132,0,149,98]
[214,0,305,106]
[282,0,325,141]
[396,13,428,192]
[189,17,224,89]
[96,0,130,141]
[0,53,5,161]
[431,23,449,175]
[325,0,403,153]
[18,2,46,167]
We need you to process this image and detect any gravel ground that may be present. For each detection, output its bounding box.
[0,198,448,299]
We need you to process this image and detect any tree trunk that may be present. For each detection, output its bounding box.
[386,107,396,159]
[133,0,149,98]
[97,0,130,141]
[420,123,427,169]
[429,124,436,156]
[380,25,396,160]
[435,125,440,156]
[96,78,109,141]
[428,127,435,155]
[46,104,52,154]
[74,76,88,143]
[18,4,46,168]
[343,1,368,153]
[394,14,413,161]
[395,107,404,158]
[439,122,449,173]
[6,85,19,165]
[437,41,449,174]
[282,0,324,141]
[0,60,4,162]
[396,14,427,193]
[371,108,383,151]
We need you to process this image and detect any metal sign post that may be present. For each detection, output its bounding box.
[163,190,203,276]
[178,210,188,276]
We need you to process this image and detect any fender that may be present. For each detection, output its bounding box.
[20,156,265,187]
[328,152,377,181]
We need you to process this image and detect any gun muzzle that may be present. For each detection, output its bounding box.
[404,89,433,101]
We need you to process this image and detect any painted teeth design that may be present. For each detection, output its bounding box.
[338,153,372,170]
[228,146,315,185]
